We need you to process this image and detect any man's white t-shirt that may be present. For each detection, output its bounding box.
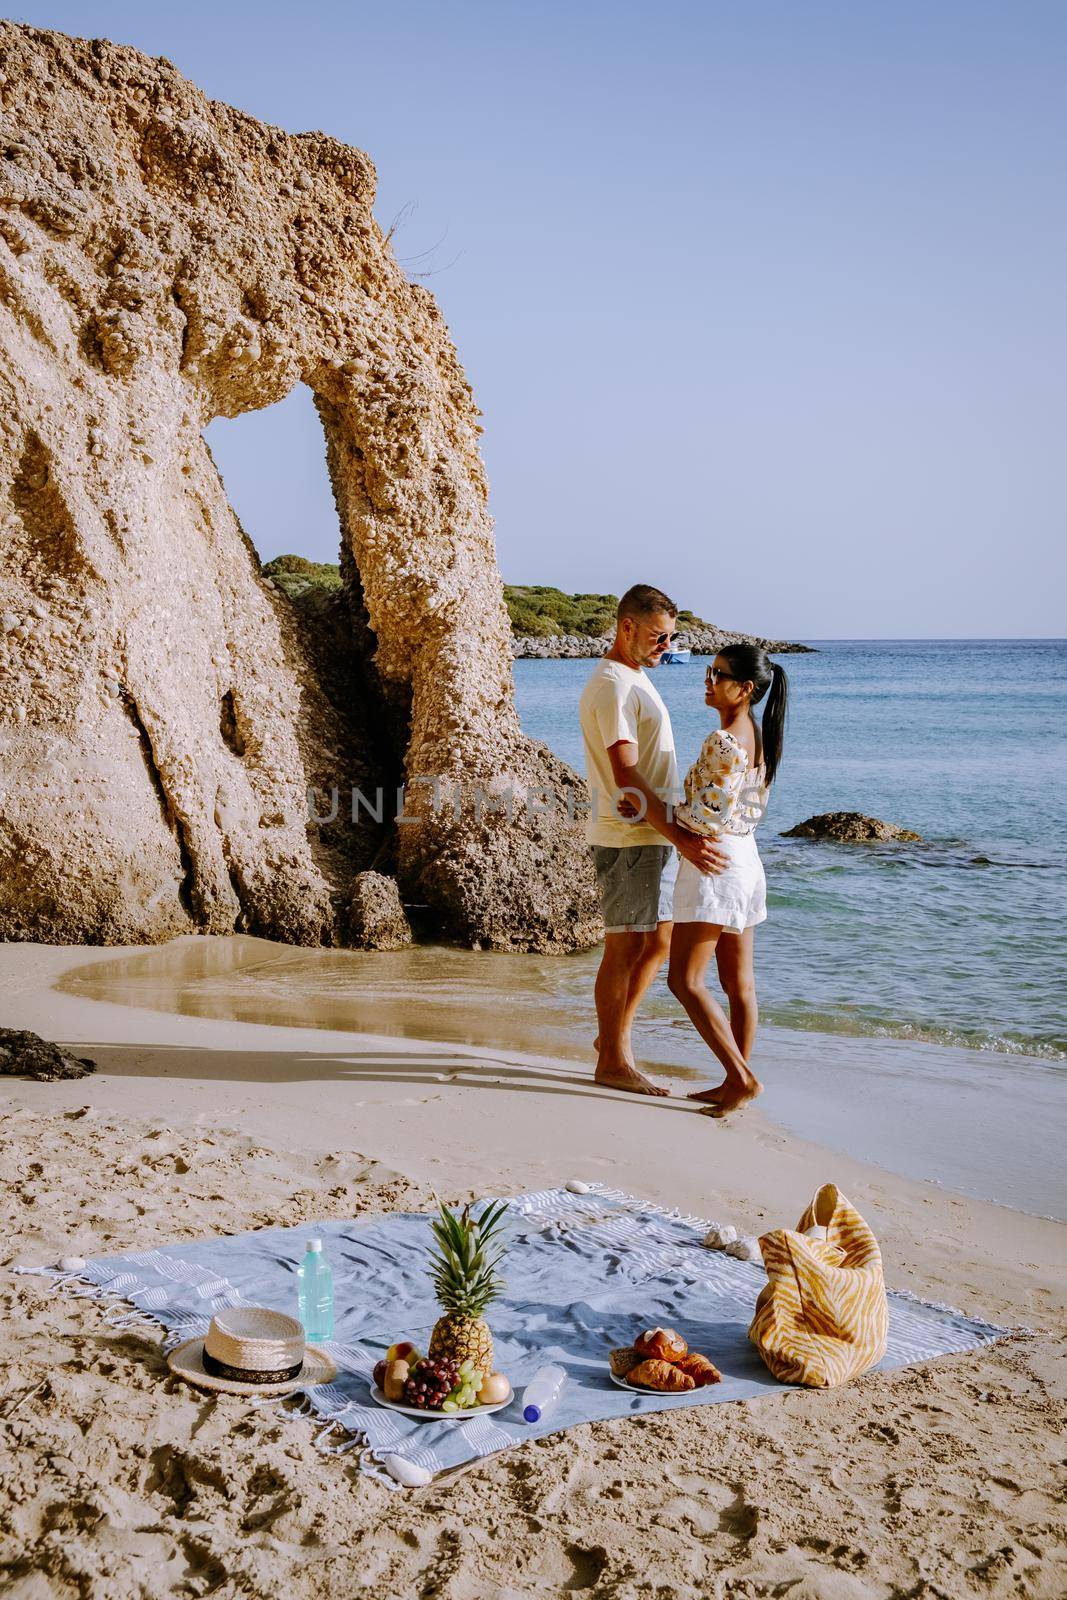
[578,659,681,847]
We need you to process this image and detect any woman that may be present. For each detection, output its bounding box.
[668,645,789,1117]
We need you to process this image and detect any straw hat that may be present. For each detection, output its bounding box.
[167,1307,336,1396]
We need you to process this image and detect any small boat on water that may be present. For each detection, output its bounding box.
[660,647,692,664]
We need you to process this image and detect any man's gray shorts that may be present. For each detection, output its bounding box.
[591,843,678,934]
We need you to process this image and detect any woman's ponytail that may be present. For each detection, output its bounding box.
[760,660,789,786]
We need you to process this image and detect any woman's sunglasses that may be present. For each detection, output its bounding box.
[705,667,740,683]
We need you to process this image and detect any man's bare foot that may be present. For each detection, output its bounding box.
[704,1079,763,1118]
[687,1083,727,1104]
[594,1061,670,1097]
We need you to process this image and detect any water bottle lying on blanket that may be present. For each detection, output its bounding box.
[521,1364,567,1423]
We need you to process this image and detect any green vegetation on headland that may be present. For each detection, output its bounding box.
[503,585,710,639]
[262,554,343,597]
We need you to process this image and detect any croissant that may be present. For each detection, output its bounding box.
[633,1326,688,1362]
[626,1359,696,1393]
[673,1352,722,1387]
[609,1347,641,1378]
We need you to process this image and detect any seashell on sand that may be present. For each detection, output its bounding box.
[384,1454,433,1487]
[705,1223,738,1249]
[726,1237,763,1263]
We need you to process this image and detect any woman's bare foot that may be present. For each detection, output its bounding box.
[704,1079,763,1118]
[594,1060,670,1097]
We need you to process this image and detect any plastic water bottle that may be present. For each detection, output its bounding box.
[521,1364,567,1423]
[298,1238,334,1341]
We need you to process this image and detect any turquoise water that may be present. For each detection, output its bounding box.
[514,640,1067,1062]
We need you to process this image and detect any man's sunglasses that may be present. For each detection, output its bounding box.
[652,630,680,645]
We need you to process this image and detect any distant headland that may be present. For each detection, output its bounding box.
[262,562,814,657]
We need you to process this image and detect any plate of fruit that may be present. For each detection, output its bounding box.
[608,1326,723,1392]
[372,1344,512,1419]
[370,1198,514,1420]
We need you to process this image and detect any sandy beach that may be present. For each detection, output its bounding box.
[2,938,1064,1599]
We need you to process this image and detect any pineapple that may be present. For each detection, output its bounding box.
[427,1198,509,1372]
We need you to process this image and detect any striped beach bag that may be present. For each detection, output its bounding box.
[749,1182,889,1387]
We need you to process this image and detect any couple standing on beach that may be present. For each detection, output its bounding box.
[579,584,789,1116]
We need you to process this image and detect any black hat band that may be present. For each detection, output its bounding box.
[202,1349,304,1384]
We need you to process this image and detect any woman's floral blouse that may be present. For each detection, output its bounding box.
[675,728,768,838]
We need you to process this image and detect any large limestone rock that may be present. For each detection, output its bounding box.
[0,22,599,952]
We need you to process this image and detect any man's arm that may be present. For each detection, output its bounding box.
[606,741,729,875]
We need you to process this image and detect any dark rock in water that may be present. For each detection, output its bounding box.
[0,1028,95,1081]
[781,812,923,843]
[343,871,413,950]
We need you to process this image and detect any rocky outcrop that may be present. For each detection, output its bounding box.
[343,871,412,950]
[782,813,923,843]
[0,22,600,952]
[513,634,611,660]
[0,1028,94,1080]
[513,627,814,659]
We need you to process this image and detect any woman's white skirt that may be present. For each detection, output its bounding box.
[672,830,767,932]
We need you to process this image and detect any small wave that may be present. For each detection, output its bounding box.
[769,837,1063,872]
[760,1007,1067,1061]
[954,857,1061,870]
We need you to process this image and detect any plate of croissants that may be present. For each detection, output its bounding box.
[608,1326,723,1393]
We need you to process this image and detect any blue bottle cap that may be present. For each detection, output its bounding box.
[523,1404,541,1423]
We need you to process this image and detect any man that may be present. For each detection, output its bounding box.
[579,584,728,1095]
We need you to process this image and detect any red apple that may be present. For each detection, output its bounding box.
[386,1340,419,1364]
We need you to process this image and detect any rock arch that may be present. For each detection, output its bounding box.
[0,21,599,951]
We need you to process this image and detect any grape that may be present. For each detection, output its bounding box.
[403,1357,460,1410]
[445,1371,484,1409]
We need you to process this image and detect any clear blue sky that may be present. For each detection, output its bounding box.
[17,1,1067,637]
